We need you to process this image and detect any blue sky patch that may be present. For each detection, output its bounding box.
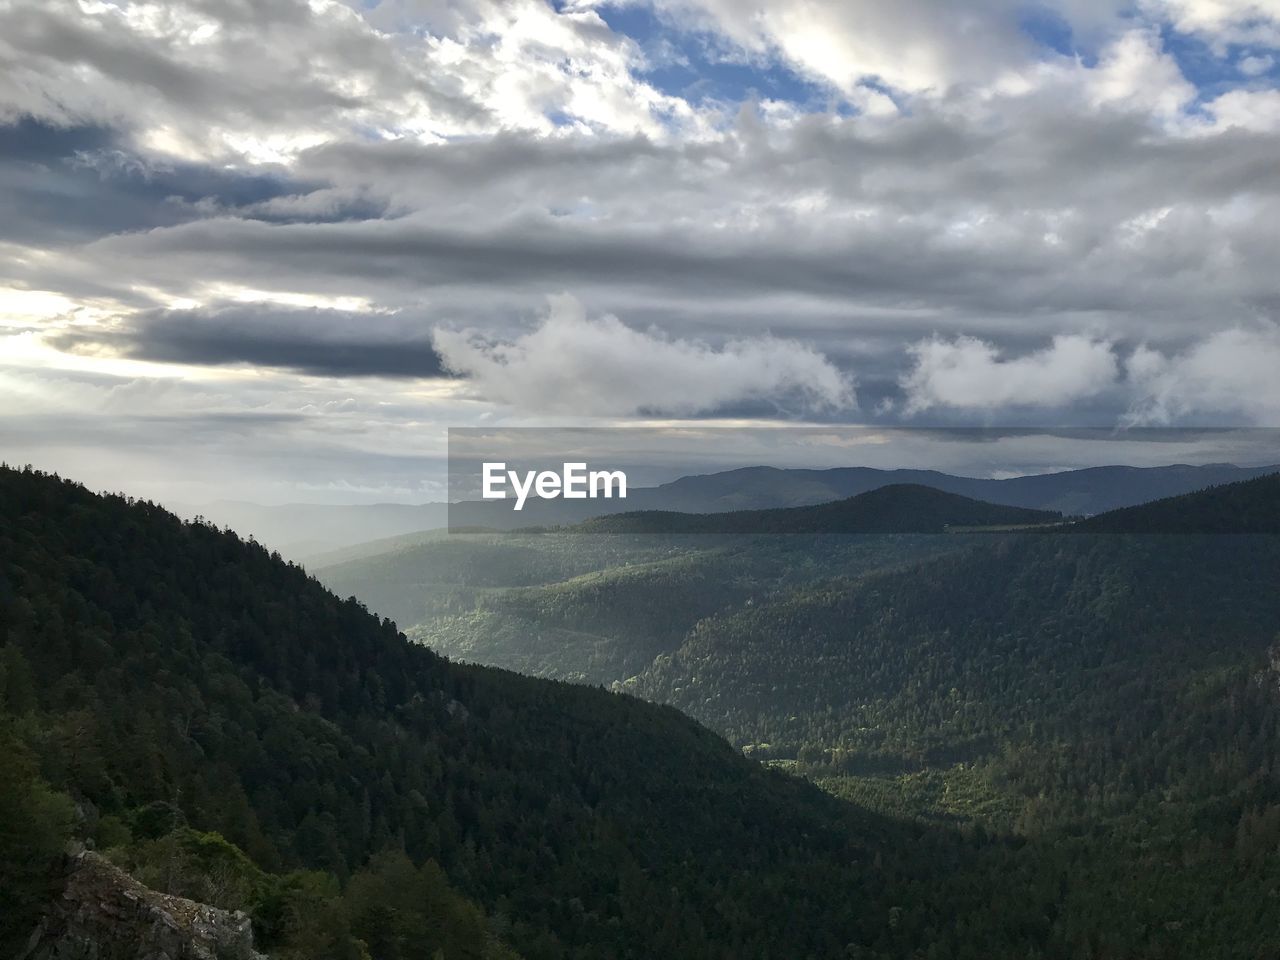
[1018,5,1084,60]
[595,2,833,107]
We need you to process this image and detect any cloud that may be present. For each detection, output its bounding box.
[635,0,1034,96]
[0,0,492,156]
[1126,326,1280,424]
[1150,0,1280,48]
[49,303,450,378]
[4,0,1280,502]
[0,360,461,505]
[15,81,1280,335]
[1205,87,1280,131]
[899,334,1121,414]
[0,0,701,167]
[0,117,316,246]
[1239,53,1276,76]
[432,295,856,415]
[1086,28,1196,118]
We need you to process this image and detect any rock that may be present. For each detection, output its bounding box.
[19,850,265,960]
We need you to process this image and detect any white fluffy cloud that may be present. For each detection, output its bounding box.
[1205,88,1280,131]
[1239,53,1276,75]
[899,334,1121,414]
[433,295,855,415]
[1126,326,1280,423]
[1150,0,1280,47]
[631,0,1030,96]
[900,327,1280,425]
[1086,28,1197,118]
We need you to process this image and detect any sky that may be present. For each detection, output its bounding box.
[3,0,1280,503]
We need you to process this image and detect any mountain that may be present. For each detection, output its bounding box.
[314,472,1280,955]
[616,476,1280,953]
[620,475,1280,773]
[648,462,1280,515]
[186,463,1279,558]
[305,487,1051,691]
[392,534,962,684]
[0,465,1073,960]
[1074,470,1280,533]
[576,484,1062,534]
[11,466,1280,956]
[308,487,1062,680]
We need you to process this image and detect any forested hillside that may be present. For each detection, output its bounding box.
[320,530,960,684]
[0,465,1070,960]
[619,478,1280,955]
[630,530,1280,773]
[316,471,1280,956]
[1074,471,1280,533]
[317,485,1056,685]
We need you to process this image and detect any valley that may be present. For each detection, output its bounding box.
[311,472,1280,957]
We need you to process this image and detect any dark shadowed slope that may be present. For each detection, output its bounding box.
[1072,470,1280,533]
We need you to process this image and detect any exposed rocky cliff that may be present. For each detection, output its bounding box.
[19,849,264,960]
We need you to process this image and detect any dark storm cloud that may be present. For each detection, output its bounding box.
[49,303,450,379]
[0,116,384,245]
[0,116,118,159]
[52,204,1230,326]
[297,106,1280,212]
[24,101,1273,338]
[68,213,1060,311]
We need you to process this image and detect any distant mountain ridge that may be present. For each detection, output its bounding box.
[184,462,1280,558]
[577,484,1062,534]
[649,462,1280,516]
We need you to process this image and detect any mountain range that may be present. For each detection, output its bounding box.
[8,465,1280,957]
[576,484,1062,534]
[316,470,1280,955]
[183,462,1279,559]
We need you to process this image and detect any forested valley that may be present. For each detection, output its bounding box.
[317,473,1280,957]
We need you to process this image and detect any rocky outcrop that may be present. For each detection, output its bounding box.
[19,849,265,960]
